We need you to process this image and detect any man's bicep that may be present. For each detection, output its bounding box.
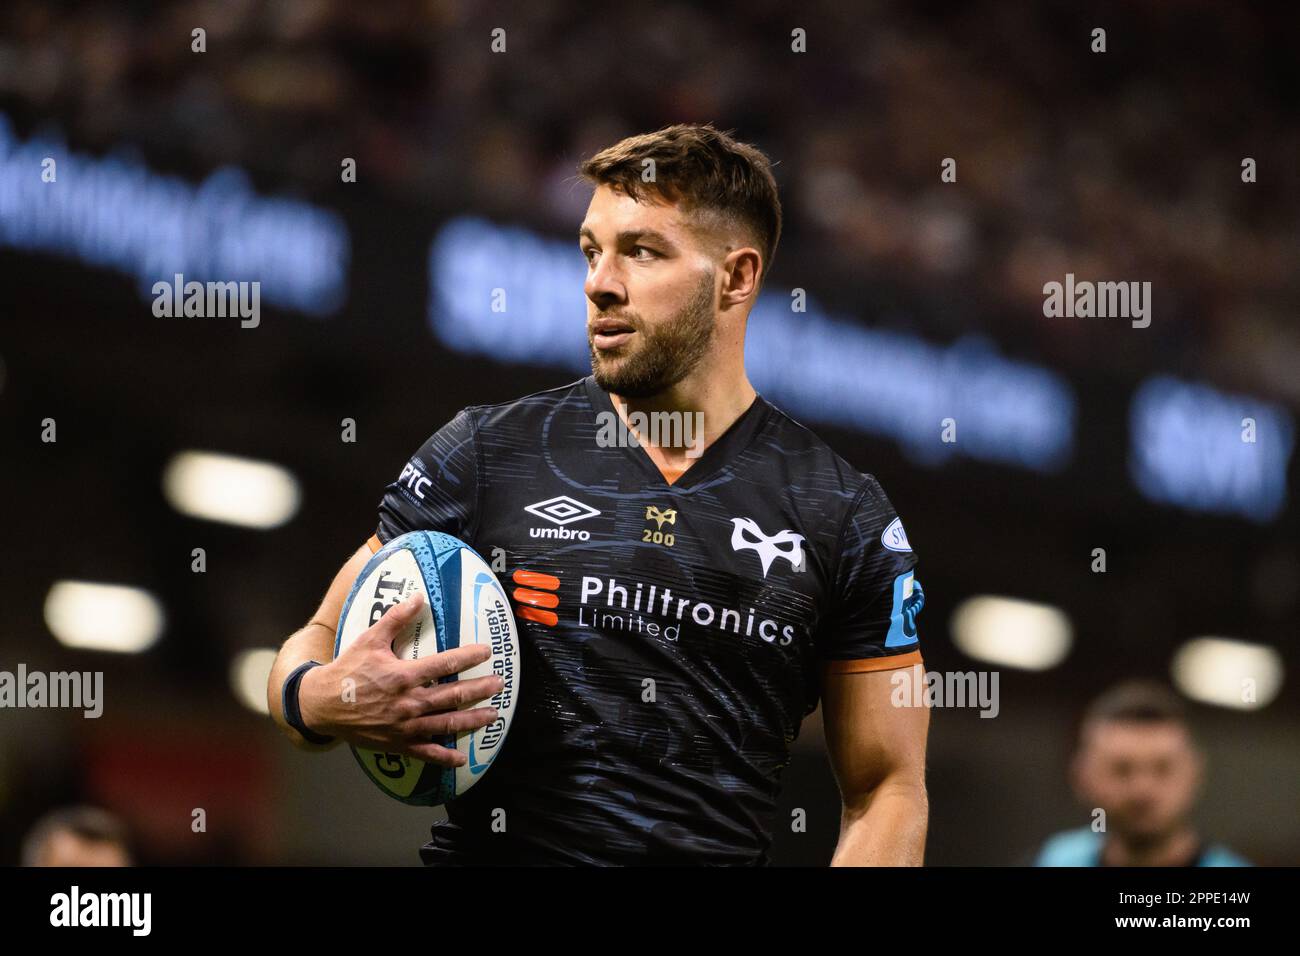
[822,666,930,806]
[818,477,924,669]
[306,545,373,650]
[817,550,925,671]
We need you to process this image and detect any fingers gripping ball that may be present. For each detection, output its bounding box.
[334,531,520,804]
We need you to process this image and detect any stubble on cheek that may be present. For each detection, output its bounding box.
[589,270,716,397]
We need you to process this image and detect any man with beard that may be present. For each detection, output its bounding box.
[1036,681,1249,866]
[268,124,930,865]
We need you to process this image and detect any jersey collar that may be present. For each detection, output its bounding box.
[582,375,772,490]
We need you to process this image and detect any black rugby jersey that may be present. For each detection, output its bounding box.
[368,375,924,865]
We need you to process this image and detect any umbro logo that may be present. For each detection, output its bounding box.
[730,517,806,578]
[525,496,601,526]
[526,495,600,542]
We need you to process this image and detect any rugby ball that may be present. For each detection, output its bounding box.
[333,531,519,805]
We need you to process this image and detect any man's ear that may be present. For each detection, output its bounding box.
[720,246,762,308]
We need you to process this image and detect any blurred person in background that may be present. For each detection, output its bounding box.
[1036,682,1249,867]
[21,805,133,867]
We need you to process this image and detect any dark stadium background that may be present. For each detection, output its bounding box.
[0,1,1296,865]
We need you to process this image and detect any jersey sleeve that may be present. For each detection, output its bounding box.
[369,408,479,552]
[816,475,924,673]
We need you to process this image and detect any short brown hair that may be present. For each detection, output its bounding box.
[21,805,132,866]
[578,123,782,282]
[1079,680,1190,744]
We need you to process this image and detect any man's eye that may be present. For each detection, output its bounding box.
[632,246,656,260]
[582,247,597,263]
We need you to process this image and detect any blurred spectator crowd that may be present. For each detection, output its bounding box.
[1,0,1296,402]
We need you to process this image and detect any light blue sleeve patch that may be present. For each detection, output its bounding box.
[885,572,924,647]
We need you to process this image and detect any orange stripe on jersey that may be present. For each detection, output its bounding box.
[513,587,559,609]
[518,606,558,627]
[513,569,560,590]
[366,534,383,554]
[823,649,924,674]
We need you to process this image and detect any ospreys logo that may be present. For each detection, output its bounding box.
[729,518,806,578]
[645,506,676,529]
[643,506,677,547]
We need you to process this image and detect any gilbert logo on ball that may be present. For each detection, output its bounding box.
[334,531,519,805]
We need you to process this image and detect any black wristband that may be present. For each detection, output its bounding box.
[283,661,335,745]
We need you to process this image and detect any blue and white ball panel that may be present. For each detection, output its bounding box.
[333,531,519,806]
[335,539,441,802]
[449,544,519,795]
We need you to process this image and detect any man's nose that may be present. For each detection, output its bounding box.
[585,256,626,309]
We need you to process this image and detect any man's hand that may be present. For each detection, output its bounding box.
[298,592,503,767]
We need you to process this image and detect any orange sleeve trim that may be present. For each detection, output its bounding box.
[823,649,924,674]
[366,534,383,554]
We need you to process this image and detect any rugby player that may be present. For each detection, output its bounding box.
[1036,681,1249,866]
[268,124,929,865]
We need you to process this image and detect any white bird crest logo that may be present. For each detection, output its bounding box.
[729,518,806,578]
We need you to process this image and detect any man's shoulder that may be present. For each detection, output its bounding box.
[758,396,898,519]
[461,377,591,431]
[1199,844,1251,867]
[1034,827,1103,867]
[1033,827,1253,867]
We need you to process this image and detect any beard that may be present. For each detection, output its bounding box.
[588,272,715,398]
[1110,802,1176,844]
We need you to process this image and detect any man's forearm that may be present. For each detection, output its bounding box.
[266,621,339,750]
[830,778,928,866]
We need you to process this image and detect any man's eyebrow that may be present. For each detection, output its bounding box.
[578,227,675,247]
